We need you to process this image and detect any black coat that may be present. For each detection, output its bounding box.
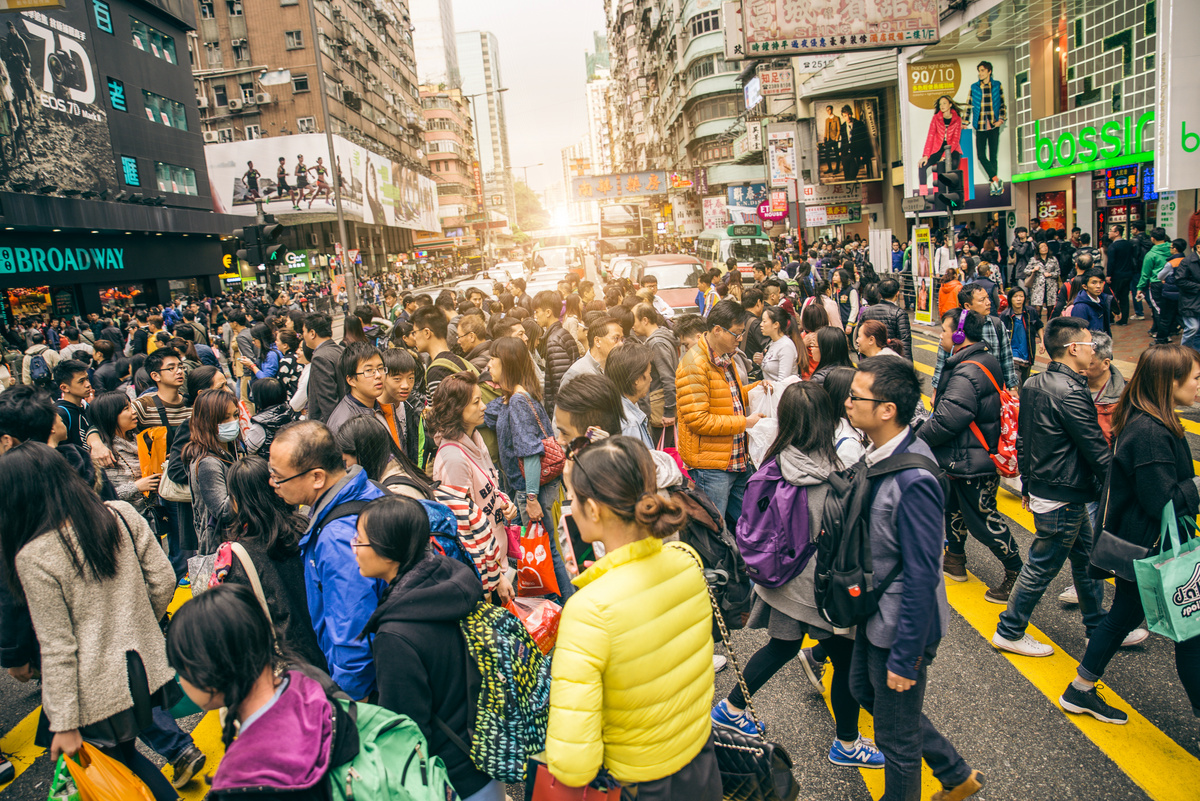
[919,343,1002,478]
[857,300,912,358]
[1098,410,1200,554]
[1174,251,1200,317]
[1017,361,1111,503]
[361,551,489,798]
[541,321,578,416]
[307,339,345,423]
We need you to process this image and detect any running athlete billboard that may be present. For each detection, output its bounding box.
[204,133,438,232]
[0,6,117,194]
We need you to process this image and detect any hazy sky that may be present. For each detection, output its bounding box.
[451,0,606,192]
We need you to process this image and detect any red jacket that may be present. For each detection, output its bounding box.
[922,111,963,159]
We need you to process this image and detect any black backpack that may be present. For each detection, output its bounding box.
[670,487,753,641]
[813,453,941,629]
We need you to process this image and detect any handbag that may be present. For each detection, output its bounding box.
[516,395,565,485]
[1090,453,1153,582]
[667,543,800,801]
[156,458,191,503]
[1135,499,1200,643]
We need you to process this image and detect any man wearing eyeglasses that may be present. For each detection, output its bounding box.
[993,316,1112,658]
[676,299,764,525]
[326,342,395,439]
[558,316,624,395]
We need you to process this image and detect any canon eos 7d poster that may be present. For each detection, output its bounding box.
[1,6,117,193]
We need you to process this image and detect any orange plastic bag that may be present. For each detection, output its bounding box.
[505,596,562,654]
[63,743,155,801]
[517,523,560,597]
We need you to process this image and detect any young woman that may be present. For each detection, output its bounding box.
[710,383,883,769]
[336,415,431,499]
[799,301,830,380]
[184,390,242,553]
[1024,240,1060,318]
[89,390,160,524]
[484,336,574,601]
[808,326,855,385]
[273,329,302,398]
[289,343,312,414]
[221,455,327,671]
[855,319,903,359]
[341,314,369,346]
[562,294,586,354]
[167,584,340,800]
[1061,345,1200,724]
[803,279,842,331]
[245,378,296,458]
[605,342,655,447]
[0,444,178,801]
[819,366,867,465]
[353,496,502,801]
[240,323,280,383]
[547,436,720,798]
[760,305,805,382]
[1000,286,1043,387]
[918,95,963,189]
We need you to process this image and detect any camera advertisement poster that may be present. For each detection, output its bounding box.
[814,99,883,185]
[903,53,1014,211]
[1,8,117,194]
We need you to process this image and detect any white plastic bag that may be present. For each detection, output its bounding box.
[747,419,779,467]
[747,375,802,419]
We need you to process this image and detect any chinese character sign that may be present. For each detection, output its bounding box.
[740,0,939,56]
[758,67,794,96]
[727,183,768,208]
[703,196,729,231]
[572,171,670,199]
[767,131,798,188]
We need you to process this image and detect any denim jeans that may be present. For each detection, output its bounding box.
[690,468,750,530]
[1183,316,1200,351]
[461,779,506,801]
[996,502,1106,640]
[850,633,972,800]
[138,706,192,762]
[519,480,575,602]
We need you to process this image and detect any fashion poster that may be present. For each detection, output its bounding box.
[904,52,1014,211]
[913,225,933,324]
[814,99,882,185]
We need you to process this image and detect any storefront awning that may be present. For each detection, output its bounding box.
[798,49,900,99]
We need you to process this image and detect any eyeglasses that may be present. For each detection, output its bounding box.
[717,326,745,341]
[1070,341,1096,349]
[355,367,387,378]
[848,394,887,404]
[349,539,373,550]
[269,466,317,485]
[159,364,183,373]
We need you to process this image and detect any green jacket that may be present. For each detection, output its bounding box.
[1138,242,1172,290]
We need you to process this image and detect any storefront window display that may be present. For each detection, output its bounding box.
[7,287,51,317]
[99,284,146,308]
[169,279,200,301]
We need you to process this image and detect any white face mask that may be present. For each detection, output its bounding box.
[218,420,240,442]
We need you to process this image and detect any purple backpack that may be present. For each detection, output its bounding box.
[735,458,814,587]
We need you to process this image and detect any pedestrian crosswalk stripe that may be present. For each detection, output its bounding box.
[0,709,42,793]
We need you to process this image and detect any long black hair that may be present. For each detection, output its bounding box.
[816,326,854,370]
[0,442,122,595]
[166,583,284,747]
[821,366,858,422]
[89,390,134,450]
[225,455,306,560]
[335,416,433,495]
[358,495,429,577]
[764,382,841,467]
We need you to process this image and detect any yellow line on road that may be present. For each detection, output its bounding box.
[0,709,43,793]
[178,712,225,798]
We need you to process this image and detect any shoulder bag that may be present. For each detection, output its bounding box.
[516,394,565,485]
[151,396,192,503]
[1090,443,1152,583]
[668,543,800,801]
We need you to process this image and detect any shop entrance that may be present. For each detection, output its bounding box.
[98,284,148,309]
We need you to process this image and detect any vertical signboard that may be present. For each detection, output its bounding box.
[912,225,933,324]
[1035,191,1067,231]
[767,129,798,188]
[1155,0,1200,191]
[702,196,728,230]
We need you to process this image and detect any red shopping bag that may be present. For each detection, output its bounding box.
[517,523,561,597]
[530,762,620,801]
[504,596,562,654]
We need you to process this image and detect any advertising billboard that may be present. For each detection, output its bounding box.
[0,7,117,194]
[739,0,938,57]
[572,170,670,199]
[1155,0,1200,191]
[912,225,933,324]
[702,196,728,231]
[205,133,438,231]
[903,53,1014,211]
[814,99,882,185]
[767,129,798,187]
[1036,191,1067,231]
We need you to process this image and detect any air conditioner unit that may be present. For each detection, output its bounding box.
[203,130,219,142]
[196,95,208,108]
[255,92,272,104]
[376,115,386,125]
[231,38,245,46]
[228,97,244,111]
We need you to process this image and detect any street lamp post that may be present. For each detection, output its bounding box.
[464,88,508,263]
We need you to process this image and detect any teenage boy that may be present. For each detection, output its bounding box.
[1068,268,1119,334]
[695,271,716,317]
[53,360,92,449]
[326,343,391,436]
[640,274,676,320]
[379,348,422,463]
[846,355,984,801]
[559,316,624,394]
[412,305,476,398]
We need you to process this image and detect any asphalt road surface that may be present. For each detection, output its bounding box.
[2,316,1199,801]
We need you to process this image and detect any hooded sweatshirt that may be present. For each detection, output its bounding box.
[360,551,490,798]
[1137,241,1172,291]
[752,447,844,635]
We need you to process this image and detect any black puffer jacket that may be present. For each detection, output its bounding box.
[1017,360,1111,503]
[541,320,578,416]
[919,343,1002,478]
[1173,251,1200,318]
[858,300,912,358]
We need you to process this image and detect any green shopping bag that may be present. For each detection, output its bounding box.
[1134,500,1200,643]
[48,756,79,801]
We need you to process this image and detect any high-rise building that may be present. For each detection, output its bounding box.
[457,30,515,242]
[418,85,479,258]
[585,31,614,177]
[562,137,596,225]
[411,0,460,88]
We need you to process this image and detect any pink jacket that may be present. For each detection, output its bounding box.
[922,111,963,159]
[433,431,512,560]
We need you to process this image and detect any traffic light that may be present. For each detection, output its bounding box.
[935,165,963,212]
[260,222,289,270]
[233,225,262,265]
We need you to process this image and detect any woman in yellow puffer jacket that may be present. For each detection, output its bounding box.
[546,436,721,799]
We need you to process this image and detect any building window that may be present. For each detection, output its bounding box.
[226,0,242,14]
[205,42,222,67]
[285,30,303,49]
[213,83,228,106]
[697,141,733,164]
[131,18,177,63]
[689,93,743,126]
[241,84,255,103]
[297,116,316,132]
[107,77,127,111]
[281,0,298,5]
[245,124,262,139]
[199,1,214,17]
[689,10,720,38]
[120,156,140,186]
[93,0,113,34]
[232,40,249,62]
[142,90,188,130]
[292,73,309,93]
[156,162,199,196]
[216,127,233,142]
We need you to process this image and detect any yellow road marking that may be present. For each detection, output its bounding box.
[0,709,43,793]
[178,712,225,799]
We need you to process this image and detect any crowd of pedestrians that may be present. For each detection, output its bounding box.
[0,230,1197,801]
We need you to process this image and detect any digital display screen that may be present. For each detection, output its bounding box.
[1106,166,1140,201]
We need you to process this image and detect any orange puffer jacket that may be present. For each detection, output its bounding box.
[675,335,758,470]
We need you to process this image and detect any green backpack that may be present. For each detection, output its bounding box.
[330,698,457,801]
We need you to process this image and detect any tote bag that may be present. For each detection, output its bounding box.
[1134,499,1200,643]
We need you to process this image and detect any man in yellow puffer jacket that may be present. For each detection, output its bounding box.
[675,299,764,523]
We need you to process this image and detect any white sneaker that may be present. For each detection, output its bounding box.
[713,654,727,673]
[1085,628,1150,649]
[1059,584,1079,604]
[992,632,1054,657]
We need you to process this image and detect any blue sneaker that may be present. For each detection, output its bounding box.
[828,737,885,769]
[711,699,762,737]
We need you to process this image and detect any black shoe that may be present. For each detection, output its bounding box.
[1060,683,1128,724]
[0,755,14,784]
[170,744,207,788]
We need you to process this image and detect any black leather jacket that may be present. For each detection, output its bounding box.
[918,343,1001,478]
[858,300,912,358]
[1017,361,1111,502]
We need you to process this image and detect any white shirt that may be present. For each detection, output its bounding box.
[1028,496,1067,514]
[864,427,910,466]
[652,294,675,319]
[835,418,867,465]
